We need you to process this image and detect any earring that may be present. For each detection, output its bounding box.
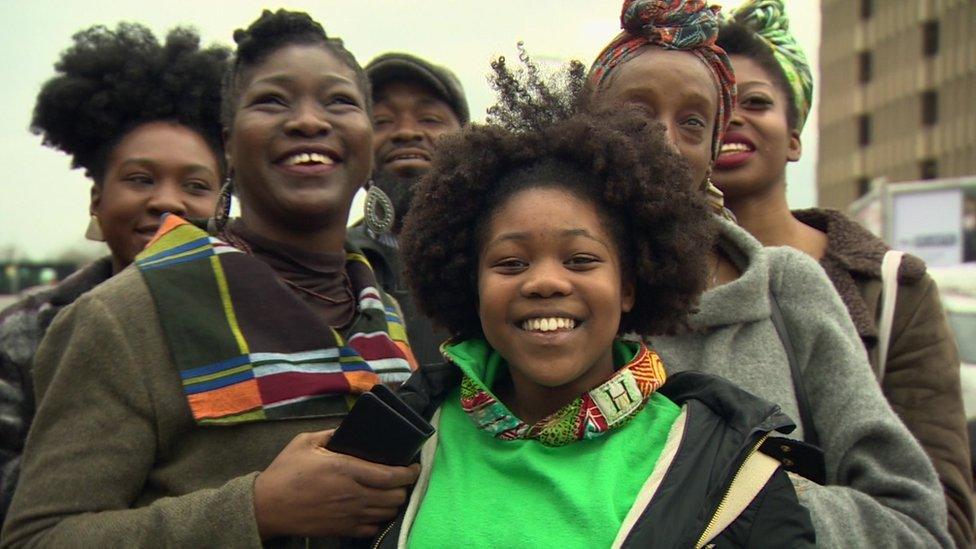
[702,177,724,207]
[701,177,737,222]
[85,215,105,242]
[364,180,395,235]
[209,175,234,234]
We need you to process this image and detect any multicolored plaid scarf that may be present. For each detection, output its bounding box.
[589,0,736,162]
[455,340,667,447]
[728,0,813,130]
[135,215,418,425]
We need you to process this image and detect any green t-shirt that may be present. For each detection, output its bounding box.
[407,340,681,548]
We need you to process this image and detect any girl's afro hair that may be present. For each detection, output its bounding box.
[31,23,230,182]
[400,48,717,339]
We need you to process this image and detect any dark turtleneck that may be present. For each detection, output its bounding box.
[225,220,356,330]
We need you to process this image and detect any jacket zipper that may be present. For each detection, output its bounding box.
[694,433,770,548]
[372,520,397,549]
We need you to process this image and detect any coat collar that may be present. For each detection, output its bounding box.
[689,217,771,329]
[793,208,926,340]
[38,256,114,330]
[793,208,926,281]
[45,256,114,308]
[658,370,794,436]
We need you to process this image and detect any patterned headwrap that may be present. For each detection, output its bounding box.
[589,0,736,162]
[728,0,813,130]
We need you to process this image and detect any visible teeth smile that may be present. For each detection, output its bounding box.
[284,152,334,166]
[520,317,577,332]
[720,143,751,155]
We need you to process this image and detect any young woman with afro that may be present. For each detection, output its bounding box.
[3,10,422,546]
[383,58,816,547]
[0,22,228,522]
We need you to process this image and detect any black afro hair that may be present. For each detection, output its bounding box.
[717,22,800,130]
[486,43,587,133]
[221,9,370,128]
[31,23,230,183]
[400,51,717,339]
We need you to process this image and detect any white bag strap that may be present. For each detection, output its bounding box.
[877,250,905,380]
[695,451,781,548]
[397,409,441,549]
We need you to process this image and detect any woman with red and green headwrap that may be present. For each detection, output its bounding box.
[714,1,973,546]
[588,1,953,547]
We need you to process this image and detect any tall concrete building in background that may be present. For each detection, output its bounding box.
[818,0,976,210]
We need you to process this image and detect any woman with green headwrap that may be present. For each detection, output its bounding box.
[713,2,973,546]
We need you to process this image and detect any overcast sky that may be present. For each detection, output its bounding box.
[0,0,820,261]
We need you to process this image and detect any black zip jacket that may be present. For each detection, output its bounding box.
[379,363,817,548]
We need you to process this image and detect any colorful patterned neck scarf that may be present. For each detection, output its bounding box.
[589,0,736,162]
[728,0,813,130]
[456,341,667,447]
[135,215,417,425]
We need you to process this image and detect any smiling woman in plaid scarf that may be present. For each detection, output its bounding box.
[3,9,424,547]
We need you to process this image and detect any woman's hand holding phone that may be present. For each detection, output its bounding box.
[253,429,420,540]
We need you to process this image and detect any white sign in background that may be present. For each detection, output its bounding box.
[891,188,963,267]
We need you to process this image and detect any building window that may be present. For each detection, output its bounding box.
[858,51,872,83]
[857,177,872,197]
[921,91,938,126]
[858,115,871,146]
[920,159,938,180]
[922,21,939,57]
[861,0,872,19]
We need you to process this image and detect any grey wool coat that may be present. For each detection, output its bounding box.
[794,207,973,548]
[652,218,952,548]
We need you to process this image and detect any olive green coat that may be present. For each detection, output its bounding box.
[0,267,341,548]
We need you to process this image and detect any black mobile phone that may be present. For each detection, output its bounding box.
[326,384,434,466]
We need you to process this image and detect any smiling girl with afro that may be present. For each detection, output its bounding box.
[383,54,816,548]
